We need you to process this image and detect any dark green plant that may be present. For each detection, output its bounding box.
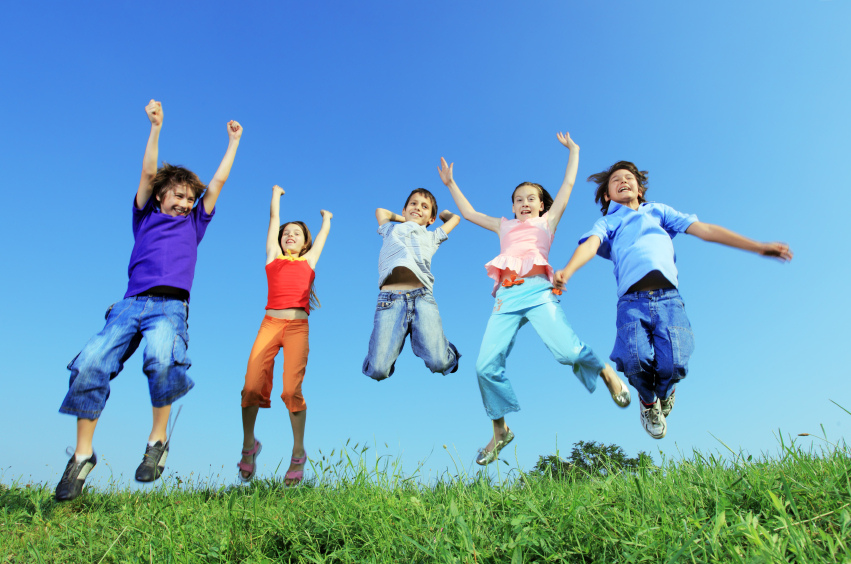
[532,440,654,480]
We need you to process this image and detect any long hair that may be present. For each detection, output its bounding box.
[279,221,321,311]
[511,182,553,218]
[587,161,649,215]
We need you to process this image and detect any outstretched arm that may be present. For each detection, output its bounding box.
[438,210,461,235]
[438,158,500,233]
[547,131,580,233]
[376,208,405,226]
[203,120,243,214]
[553,236,601,290]
[305,210,333,269]
[685,222,793,261]
[136,99,163,210]
[266,185,285,264]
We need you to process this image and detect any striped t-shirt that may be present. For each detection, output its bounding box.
[377,222,448,290]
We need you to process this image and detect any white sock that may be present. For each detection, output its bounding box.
[74,452,92,462]
[148,440,158,447]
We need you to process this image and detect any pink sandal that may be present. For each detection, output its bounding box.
[237,440,262,482]
[285,454,307,485]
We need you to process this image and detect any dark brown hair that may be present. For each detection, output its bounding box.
[151,162,207,208]
[278,221,321,311]
[511,182,553,219]
[403,188,438,220]
[587,161,649,215]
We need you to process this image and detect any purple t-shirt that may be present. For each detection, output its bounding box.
[124,196,215,301]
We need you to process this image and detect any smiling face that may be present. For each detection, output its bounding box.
[279,223,307,256]
[156,185,196,217]
[511,185,545,221]
[402,192,436,226]
[605,169,644,209]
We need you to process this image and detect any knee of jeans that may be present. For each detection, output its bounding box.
[362,357,393,381]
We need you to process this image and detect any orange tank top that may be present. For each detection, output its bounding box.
[265,254,316,313]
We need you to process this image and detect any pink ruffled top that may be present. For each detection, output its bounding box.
[485,212,554,296]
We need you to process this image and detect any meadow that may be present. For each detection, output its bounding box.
[2,433,849,563]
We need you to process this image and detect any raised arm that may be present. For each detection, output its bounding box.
[305,210,333,269]
[438,158,500,233]
[438,210,461,236]
[685,222,793,261]
[553,236,601,290]
[266,185,285,264]
[136,100,163,210]
[202,120,243,214]
[376,208,405,226]
[547,131,580,233]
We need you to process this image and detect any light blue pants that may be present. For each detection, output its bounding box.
[476,300,605,420]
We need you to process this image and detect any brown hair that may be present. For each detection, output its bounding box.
[587,161,649,215]
[278,221,321,311]
[403,188,438,220]
[151,162,207,208]
[511,182,553,219]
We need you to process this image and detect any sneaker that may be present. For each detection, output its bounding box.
[660,390,676,418]
[135,441,169,482]
[55,452,97,502]
[640,400,667,439]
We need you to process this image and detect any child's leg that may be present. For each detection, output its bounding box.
[150,405,170,443]
[649,291,694,403]
[475,311,525,419]
[362,292,410,380]
[611,295,657,404]
[409,290,460,375]
[139,298,194,408]
[525,302,606,392]
[279,319,309,412]
[75,418,98,457]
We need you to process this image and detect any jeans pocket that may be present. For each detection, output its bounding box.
[614,321,642,377]
[104,303,115,321]
[668,325,695,369]
[376,301,393,311]
[172,333,190,365]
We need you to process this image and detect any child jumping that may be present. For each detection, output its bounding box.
[438,132,630,466]
[362,189,461,381]
[238,185,332,485]
[554,161,793,439]
[56,100,242,501]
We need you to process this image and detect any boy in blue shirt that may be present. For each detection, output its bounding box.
[554,161,792,439]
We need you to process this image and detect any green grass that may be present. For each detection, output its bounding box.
[2,435,850,563]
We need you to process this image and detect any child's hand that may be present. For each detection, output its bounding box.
[438,210,455,222]
[438,158,454,186]
[556,131,579,151]
[320,209,333,220]
[553,268,569,290]
[227,120,243,141]
[273,185,285,197]
[146,99,163,126]
[760,242,793,261]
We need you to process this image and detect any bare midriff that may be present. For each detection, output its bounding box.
[265,307,308,320]
[626,270,676,294]
[380,266,425,291]
[499,264,549,286]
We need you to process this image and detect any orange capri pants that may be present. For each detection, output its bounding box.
[241,316,309,412]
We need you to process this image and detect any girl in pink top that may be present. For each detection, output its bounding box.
[438,132,631,465]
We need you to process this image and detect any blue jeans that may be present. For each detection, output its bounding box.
[362,288,460,380]
[611,288,695,404]
[477,299,605,420]
[60,296,193,418]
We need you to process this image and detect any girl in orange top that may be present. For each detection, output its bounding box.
[238,185,332,485]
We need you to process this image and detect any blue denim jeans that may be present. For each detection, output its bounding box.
[477,299,605,420]
[362,288,460,380]
[611,288,695,404]
[59,296,193,418]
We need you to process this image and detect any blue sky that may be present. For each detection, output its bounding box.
[2,1,849,490]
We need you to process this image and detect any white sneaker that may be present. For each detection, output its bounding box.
[640,400,667,439]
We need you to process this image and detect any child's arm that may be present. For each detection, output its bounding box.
[136,99,163,210]
[305,210,333,269]
[685,222,793,261]
[438,210,461,235]
[202,120,243,214]
[266,185,285,265]
[376,208,405,226]
[553,236,602,290]
[438,158,500,233]
[547,131,580,233]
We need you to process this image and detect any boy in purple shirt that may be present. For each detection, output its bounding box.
[55,100,243,501]
[554,161,792,440]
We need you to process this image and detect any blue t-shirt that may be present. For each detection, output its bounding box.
[579,201,698,297]
[377,222,448,290]
[125,197,215,301]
